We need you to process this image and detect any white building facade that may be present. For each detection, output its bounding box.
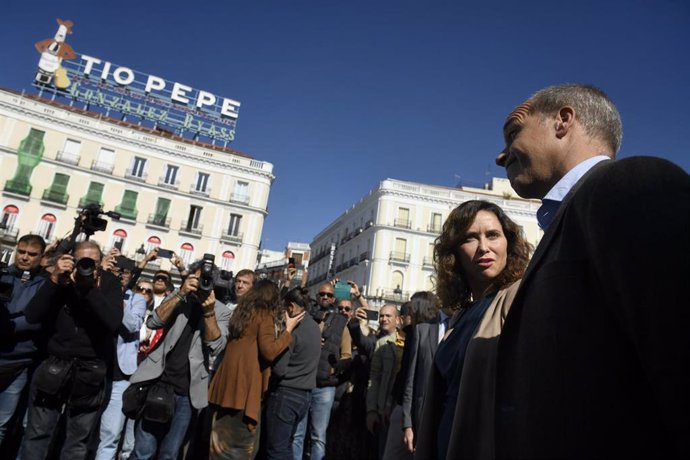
[0,88,274,272]
[307,178,542,308]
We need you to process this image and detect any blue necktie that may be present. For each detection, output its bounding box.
[537,199,560,230]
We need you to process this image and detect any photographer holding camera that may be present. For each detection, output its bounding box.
[127,256,230,459]
[0,235,47,450]
[20,240,124,459]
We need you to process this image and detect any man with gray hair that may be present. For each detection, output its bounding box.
[491,84,689,459]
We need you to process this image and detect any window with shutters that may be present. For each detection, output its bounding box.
[115,190,139,220]
[42,173,70,205]
[149,198,171,227]
[79,182,104,208]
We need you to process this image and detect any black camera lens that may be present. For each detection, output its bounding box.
[74,257,97,289]
[198,254,215,293]
[75,258,96,278]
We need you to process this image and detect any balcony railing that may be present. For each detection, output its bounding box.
[190,186,211,196]
[229,193,250,205]
[125,169,148,182]
[0,226,19,241]
[359,251,370,262]
[158,177,180,190]
[394,219,412,229]
[91,160,114,174]
[146,214,171,229]
[180,222,203,236]
[377,288,411,303]
[78,198,103,208]
[41,189,69,205]
[310,250,329,264]
[115,205,137,221]
[427,224,442,234]
[221,231,243,244]
[56,150,80,166]
[389,251,411,263]
[423,256,435,267]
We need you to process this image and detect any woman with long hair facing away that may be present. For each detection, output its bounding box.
[414,200,531,460]
[208,279,305,459]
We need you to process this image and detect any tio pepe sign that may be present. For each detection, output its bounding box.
[34,19,240,144]
[78,55,240,120]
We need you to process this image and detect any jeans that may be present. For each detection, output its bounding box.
[292,386,335,460]
[119,418,135,459]
[264,387,311,460]
[95,379,129,460]
[132,394,193,460]
[0,367,28,444]
[21,383,101,460]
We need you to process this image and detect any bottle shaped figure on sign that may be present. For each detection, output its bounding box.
[35,18,76,89]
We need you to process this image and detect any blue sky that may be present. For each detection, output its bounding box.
[2,0,688,251]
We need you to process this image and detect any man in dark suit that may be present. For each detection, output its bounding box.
[493,84,690,458]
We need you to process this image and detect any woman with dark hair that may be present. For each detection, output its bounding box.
[414,200,531,460]
[208,279,305,459]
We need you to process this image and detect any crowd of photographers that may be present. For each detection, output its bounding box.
[1,232,437,460]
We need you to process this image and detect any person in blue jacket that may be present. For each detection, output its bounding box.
[0,234,47,448]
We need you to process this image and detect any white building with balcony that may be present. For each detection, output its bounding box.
[0,88,273,272]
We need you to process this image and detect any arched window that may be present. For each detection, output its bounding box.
[221,251,235,271]
[146,236,161,253]
[1,205,19,232]
[112,229,128,251]
[37,213,57,240]
[391,271,404,292]
[179,243,194,267]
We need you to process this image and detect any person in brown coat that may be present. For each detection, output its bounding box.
[208,279,305,459]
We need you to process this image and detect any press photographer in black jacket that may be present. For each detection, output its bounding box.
[20,240,123,459]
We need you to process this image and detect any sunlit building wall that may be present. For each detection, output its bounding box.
[0,88,274,272]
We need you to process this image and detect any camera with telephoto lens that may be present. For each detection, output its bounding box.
[74,257,97,289]
[53,204,121,259]
[199,254,215,293]
[48,204,120,287]
[187,254,215,304]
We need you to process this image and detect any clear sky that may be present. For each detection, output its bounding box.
[2,0,688,251]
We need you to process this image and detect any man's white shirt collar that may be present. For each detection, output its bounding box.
[543,155,610,202]
[537,155,610,230]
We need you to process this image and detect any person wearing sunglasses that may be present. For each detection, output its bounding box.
[130,260,230,460]
[293,282,352,460]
